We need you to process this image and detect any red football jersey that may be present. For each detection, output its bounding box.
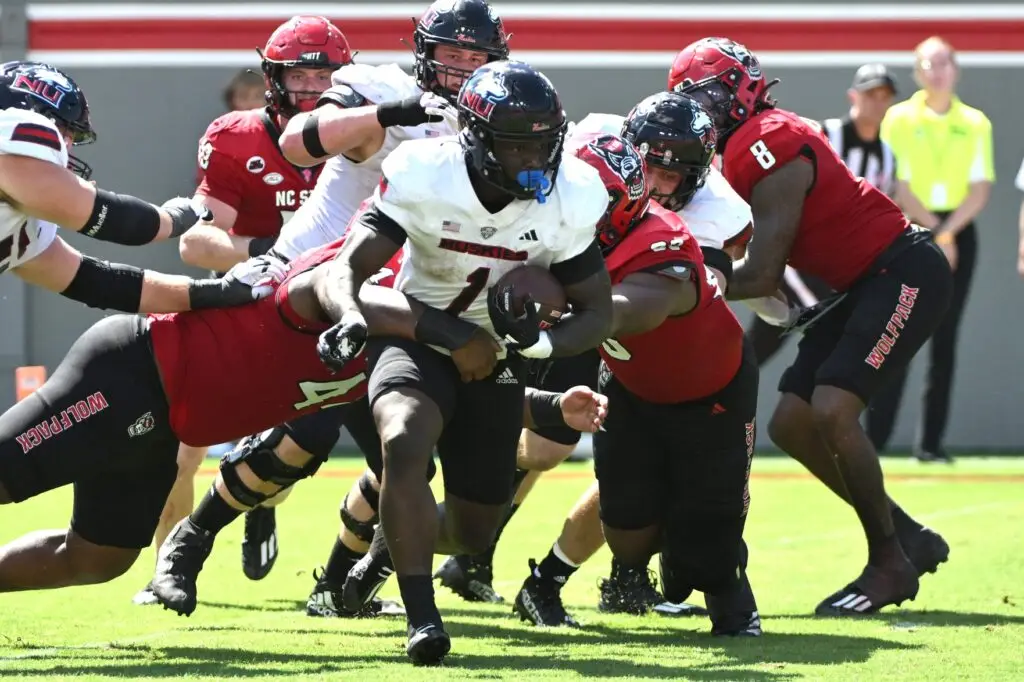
[195,108,323,239]
[599,203,744,404]
[723,109,908,291]
[149,238,399,447]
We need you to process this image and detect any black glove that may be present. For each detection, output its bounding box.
[525,357,555,387]
[317,311,369,372]
[188,255,287,310]
[162,197,214,237]
[376,92,453,128]
[248,236,277,258]
[488,283,542,350]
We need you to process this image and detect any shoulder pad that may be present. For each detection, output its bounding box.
[0,108,67,166]
[572,112,627,139]
[331,64,420,105]
[558,155,608,231]
[317,83,367,110]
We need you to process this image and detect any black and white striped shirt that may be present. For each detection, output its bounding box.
[822,116,897,198]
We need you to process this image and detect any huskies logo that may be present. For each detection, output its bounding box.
[589,135,646,201]
[11,72,72,108]
[689,105,716,149]
[459,72,508,121]
[708,38,763,80]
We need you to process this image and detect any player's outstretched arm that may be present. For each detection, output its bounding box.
[610,270,699,337]
[314,216,404,324]
[356,284,501,382]
[542,241,613,358]
[522,386,608,433]
[0,154,206,244]
[727,160,813,301]
[14,237,285,313]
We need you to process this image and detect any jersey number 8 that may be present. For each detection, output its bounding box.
[749,139,776,170]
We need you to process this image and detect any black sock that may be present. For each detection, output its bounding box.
[190,487,243,535]
[368,525,395,573]
[323,537,365,584]
[890,503,924,537]
[398,574,441,629]
[534,544,579,585]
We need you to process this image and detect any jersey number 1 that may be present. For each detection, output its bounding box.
[446,267,491,315]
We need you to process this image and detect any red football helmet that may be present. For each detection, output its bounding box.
[568,132,650,252]
[667,37,777,140]
[260,16,353,118]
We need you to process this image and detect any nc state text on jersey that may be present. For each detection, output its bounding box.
[275,189,312,209]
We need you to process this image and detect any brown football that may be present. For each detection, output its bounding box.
[495,265,568,330]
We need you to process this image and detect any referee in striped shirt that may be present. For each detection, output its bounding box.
[746,64,897,365]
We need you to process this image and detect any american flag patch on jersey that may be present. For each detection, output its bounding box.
[10,122,62,152]
[441,220,461,233]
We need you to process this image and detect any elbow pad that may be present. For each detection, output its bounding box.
[61,255,145,312]
[81,189,161,245]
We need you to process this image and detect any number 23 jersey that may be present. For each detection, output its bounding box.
[371,136,608,330]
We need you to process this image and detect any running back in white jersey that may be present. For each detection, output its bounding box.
[275,64,454,261]
[372,136,606,330]
[0,108,64,274]
[572,112,752,250]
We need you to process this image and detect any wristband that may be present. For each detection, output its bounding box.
[519,331,554,359]
[528,390,565,428]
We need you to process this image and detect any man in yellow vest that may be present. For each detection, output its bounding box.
[873,36,994,462]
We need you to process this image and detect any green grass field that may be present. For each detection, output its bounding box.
[1,456,1022,680]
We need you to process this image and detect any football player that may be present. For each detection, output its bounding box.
[0,61,215,307]
[275,0,512,618]
[435,95,756,613]
[0,233,606,598]
[519,124,760,636]
[318,61,612,664]
[139,18,353,600]
[670,37,952,615]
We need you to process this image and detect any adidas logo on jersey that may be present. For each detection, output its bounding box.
[519,229,539,242]
[496,367,518,384]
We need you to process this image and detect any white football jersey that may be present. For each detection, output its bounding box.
[0,108,63,274]
[275,64,454,261]
[572,112,752,250]
[372,136,606,330]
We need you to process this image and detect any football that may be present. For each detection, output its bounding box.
[494,265,568,330]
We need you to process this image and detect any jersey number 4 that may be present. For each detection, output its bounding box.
[601,338,632,361]
[292,375,365,411]
[749,139,776,170]
[446,266,490,315]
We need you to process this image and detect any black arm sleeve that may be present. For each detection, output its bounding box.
[80,189,162,245]
[549,240,605,287]
[61,255,145,312]
[700,246,734,282]
[358,204,408,247]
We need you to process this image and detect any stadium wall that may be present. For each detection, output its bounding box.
[1,2,1022,452]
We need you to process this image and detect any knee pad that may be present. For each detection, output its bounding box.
[357,470,380,512]
[340,492,378,544]
[219,427,328,508]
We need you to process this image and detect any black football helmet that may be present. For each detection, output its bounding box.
[0,61,96,179]
[621,91,717,212]
[414,0,509,104]
[457,60,567,203]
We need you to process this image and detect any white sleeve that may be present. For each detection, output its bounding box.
[372,148,424,236]
[571,113,626,139]
[1015,157,1024,192]
[554,163,605,262]
[0,109,68,167]
[682,168,752,249]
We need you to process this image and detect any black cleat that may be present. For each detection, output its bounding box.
[513,559,579,627]
[815,563,919,617]
[434,554,505,603]
[341,551,393,614]
[150,518,214,617]
[598,565,664,615]
[900,526,950,577]
[305,567,405,618]
[915,449,954,464]
[706,572,762,637]
[406,623,451,666]
[241,506,278,581]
